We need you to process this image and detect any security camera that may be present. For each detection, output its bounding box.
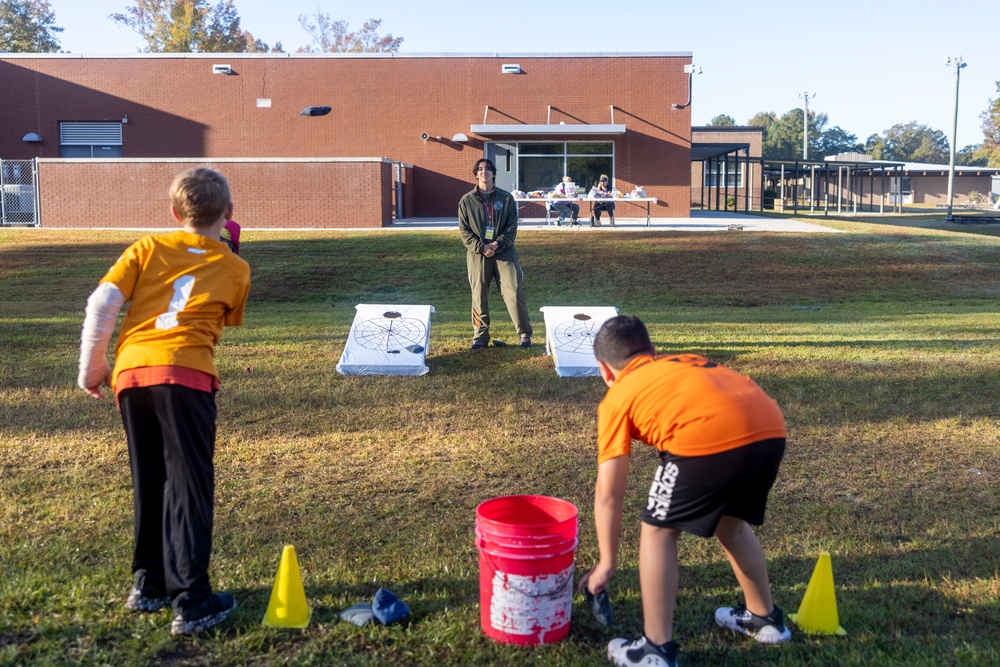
[420,132,429,141]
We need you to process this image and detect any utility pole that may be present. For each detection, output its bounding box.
[799,92,816,160]
[945,56,967,222]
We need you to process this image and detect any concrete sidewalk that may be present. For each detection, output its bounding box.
[385,210,842,233]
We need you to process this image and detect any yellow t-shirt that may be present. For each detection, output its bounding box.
[597,354,786,463]
[100,230,251,389]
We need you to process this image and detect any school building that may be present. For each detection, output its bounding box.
[0,52,697,228]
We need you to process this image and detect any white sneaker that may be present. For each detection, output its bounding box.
[607,636,678,667]
[714,603,792,644]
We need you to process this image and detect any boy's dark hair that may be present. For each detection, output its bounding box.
[593,315,656,369]
[472,158,497,177]
[169,168,231,228]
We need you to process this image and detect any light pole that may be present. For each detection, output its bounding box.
[799,92,815,159]
[945,56,966,221]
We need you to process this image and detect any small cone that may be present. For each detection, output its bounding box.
[788,551,846,635]
[262,544,311,628]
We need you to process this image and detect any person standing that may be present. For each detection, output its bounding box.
[579,316,791,667]
[458,158,533,348]
[77,168,250,636]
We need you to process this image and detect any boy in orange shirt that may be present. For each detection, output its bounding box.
[77,168,250,636]
[578,316,790,667]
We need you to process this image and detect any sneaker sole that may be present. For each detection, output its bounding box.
[125,592,169,613]
[170,600,237,636]
[715,615,791,644]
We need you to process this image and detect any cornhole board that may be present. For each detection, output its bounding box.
[540,306,618,377]
[336,304,434,376]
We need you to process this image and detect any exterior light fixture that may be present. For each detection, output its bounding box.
[22,133,42,142]
[452,133,469,143]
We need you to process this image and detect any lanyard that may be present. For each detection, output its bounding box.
[480,190,496,227]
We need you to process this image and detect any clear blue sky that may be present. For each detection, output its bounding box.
[46,0,999,151]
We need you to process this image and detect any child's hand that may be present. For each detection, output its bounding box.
[82,376,110,399]
[78,360,111,399]
[578,561,615,595]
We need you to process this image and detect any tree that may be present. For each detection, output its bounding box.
[708,114,735,127]
[0,0,62,52]
[816,126,861,157]
[973,81,1000,167]
[868,122,949,163]
[109,0,276,53]
[957,144,988,167]
[864,133,886,159]
[297,13,401,53]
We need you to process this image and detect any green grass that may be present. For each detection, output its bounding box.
[1,222,999,666]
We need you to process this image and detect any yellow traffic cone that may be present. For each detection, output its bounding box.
[788,551,846,635]
[262,544,311,628]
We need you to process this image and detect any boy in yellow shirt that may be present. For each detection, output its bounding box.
[78,168,250,636]
[579,316,790,667]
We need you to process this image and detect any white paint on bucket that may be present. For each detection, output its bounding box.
[489,564,574,642]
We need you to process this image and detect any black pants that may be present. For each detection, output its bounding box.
[120,384,217,612]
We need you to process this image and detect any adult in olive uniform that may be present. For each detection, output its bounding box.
[458,158,532,349]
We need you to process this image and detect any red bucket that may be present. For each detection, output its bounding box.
[475,495,578,645]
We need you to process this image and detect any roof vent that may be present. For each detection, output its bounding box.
[501,63,521,74]
[212,64,232,75]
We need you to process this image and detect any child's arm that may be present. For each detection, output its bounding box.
[578,455,630,595]
[78,283,126,399]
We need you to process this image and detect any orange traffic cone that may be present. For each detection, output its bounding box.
[788,551,846,635]
[262,545,311,628]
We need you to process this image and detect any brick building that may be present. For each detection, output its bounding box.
[0,53,694,228]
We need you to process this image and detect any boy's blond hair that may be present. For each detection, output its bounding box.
[169,168,231,228]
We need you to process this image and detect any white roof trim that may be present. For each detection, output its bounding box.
[471,124,626,135]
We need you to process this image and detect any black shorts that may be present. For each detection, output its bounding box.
[641,438,785,537]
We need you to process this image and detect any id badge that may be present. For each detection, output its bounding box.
[485,225,496,241]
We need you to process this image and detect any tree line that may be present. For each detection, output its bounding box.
[708,86,1000,169]
[0,0,402,54]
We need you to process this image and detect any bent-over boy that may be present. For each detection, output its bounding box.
[578,315,791,667]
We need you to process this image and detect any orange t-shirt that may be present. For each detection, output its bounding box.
[597,354,786,464]
[100,230,251,391]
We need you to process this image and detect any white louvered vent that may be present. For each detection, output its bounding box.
[60,122,123,146]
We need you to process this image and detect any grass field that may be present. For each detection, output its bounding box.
[1,217,999,666]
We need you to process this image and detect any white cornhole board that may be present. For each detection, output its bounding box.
[540,306,619,377]
[336,304,434,376]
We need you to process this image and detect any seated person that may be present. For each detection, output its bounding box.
[551,176,580,225]
[592,174,616,227]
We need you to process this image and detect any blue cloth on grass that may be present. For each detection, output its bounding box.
[371,587,410,625]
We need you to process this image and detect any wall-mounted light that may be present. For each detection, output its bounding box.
[300,106,332,116]
[121,115,129,124]
[452,133,469,143]
[22,133,42,143]
[501,64,521,74]
[212,64,233,75]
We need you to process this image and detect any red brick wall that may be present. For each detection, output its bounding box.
[37,159,393,228]
[3,54,692,218]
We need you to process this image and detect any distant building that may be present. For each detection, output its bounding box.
[0,52,695,228]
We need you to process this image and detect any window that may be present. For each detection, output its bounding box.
[517,142,614,192]
[59,122,123,158]
[705,161,744,188]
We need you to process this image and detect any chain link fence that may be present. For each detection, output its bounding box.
[1,159,39,226]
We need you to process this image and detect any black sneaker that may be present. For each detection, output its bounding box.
[607,636,678,667]
[125,585,169,612]
[170,592,237,636]
[715,603,791,644]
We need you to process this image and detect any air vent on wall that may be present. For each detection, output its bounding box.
[501,64,521,74]
[213,64,232,75]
